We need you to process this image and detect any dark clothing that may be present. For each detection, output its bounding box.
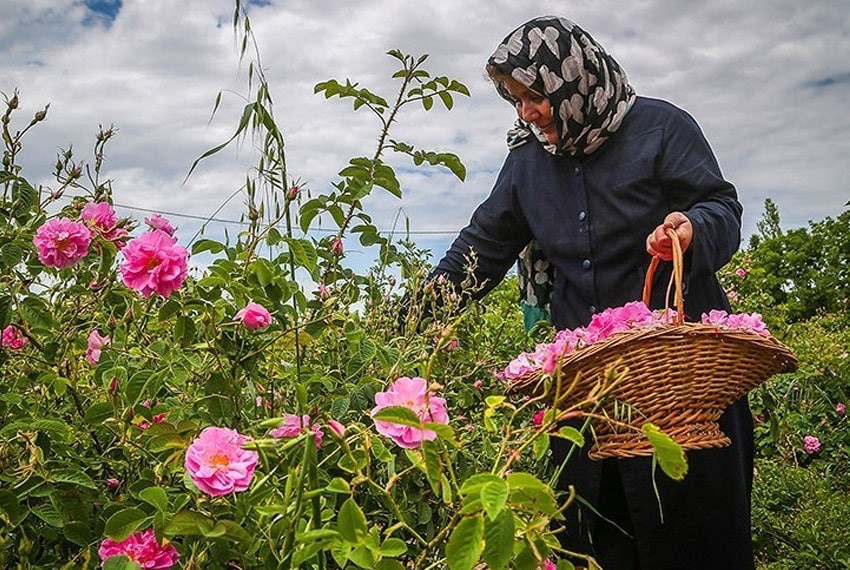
[435,96,754,569]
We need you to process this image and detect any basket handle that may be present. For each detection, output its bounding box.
[641,227,685,325]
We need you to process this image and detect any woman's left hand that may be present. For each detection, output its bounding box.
[646,212,693,260]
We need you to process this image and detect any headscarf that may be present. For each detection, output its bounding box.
[488,16,636,156]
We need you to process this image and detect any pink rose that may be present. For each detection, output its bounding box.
[331,237,344,256]
[532,409,547,427]
[803,435,821,455]
[371,377,449,449]
[184,426,259,496]
[33,217,92,269]
[837,403,845,416]
[106,477,120,490]
[316,283,330,299]
[735,267,747,277]
[144,213,175,235]
[1,325,28,350]
[86,330,110,365]
[120,230,188,298]
[234,302,272,330]
[98,528,179,569]
[269,414,323,448]
[81,201,118,232]
[541,560,557,570]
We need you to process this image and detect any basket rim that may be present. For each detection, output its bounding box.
[506,321,798,393]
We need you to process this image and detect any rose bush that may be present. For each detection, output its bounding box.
[0,8,626,566]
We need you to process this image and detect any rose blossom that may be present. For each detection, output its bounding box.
[33,217,92,269]
[735,267,747,278]
[1,325,27,350]
[144,213,175,235]
[837,403,846,416]
[98,528,179,569]
[541,560,557,570]
[120,230,189,298]
[532,409,547,427]
[371,376,449,449]
[269,414,324,448]
[803,435,821,455]
[81,201,118,232]
[331,237,344,255]
[184,426,258,496]
[86,330,110,365]
[234,302,272,330]
[106,477,120,490]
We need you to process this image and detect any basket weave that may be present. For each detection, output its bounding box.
[508,230,798,459]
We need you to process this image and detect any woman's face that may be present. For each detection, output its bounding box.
[502,76,558,144]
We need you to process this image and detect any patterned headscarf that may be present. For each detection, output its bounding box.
[488,16,636,156]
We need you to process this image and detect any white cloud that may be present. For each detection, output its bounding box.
[2,0,848,268]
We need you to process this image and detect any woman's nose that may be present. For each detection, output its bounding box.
[518,102,537,121]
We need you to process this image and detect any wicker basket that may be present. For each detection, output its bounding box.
[508,230,798,459]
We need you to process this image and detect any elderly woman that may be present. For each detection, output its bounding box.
[432,16,752,569]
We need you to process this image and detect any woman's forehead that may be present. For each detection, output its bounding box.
[503,77,543,99]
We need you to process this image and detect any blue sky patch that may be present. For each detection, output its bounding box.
[83,0,122,26]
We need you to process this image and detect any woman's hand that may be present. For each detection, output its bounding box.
[646,212,693,260]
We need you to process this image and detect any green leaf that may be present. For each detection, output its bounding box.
[252,259,274,287]
[380,537,407,557]
[642,423,688,481]
[552,426,585,448]
[164,510,214,537]
[459,473,503,497]
[480,479,509,520]
[31,503,64,528]
[105,508,151,541]
[286,237,319,275]
[48,468,97,490]
[191,238,225,255]
[533,433,550,460]
[326,477,351,494]
[446,514,484,570]
[371,406,421,428]
[103,555,141,570]
[0,294,12,329]
[481,510,515,570]
[138,486,169,512]
[337,498,368,543]
[422,440,442,494]
[124,369,154,407]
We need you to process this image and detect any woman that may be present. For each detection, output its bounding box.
[432,16,752,569]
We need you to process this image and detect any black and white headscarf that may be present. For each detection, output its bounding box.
[488,16,636,156]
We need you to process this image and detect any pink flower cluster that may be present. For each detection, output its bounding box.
[270,414,324,448]
[144,213,175,235]
[120,229,189,298]
[2,325,27,350]
[33,217,92,269]
[98,528,179,569]
[371,376,449,449]
[184,427,258,496]
[804,435,821,454]
[504,301,772,380]
[700,310,770,336]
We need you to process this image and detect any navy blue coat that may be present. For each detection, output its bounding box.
[435,96,754,568]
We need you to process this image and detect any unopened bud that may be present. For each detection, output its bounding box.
[8,94,18,109]
[33,107,48,122]
[331,237,344,256]
[288,185,299,200]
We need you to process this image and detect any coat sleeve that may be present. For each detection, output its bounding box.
[434,154,532,300]
[658,109,742,277]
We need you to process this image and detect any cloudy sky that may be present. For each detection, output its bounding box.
[4,0,849,271]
